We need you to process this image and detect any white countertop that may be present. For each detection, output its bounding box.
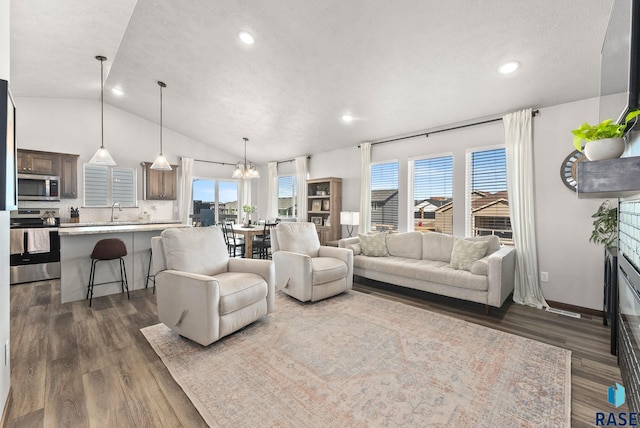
[58,222,189,236]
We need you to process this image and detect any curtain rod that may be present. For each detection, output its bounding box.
[359,109,540,147]
[276,155,311,165]
[182,156,236,167]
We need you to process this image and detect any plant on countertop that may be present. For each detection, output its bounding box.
[572,109,640,151]
[242,204,257,214]
[590,200,617,248]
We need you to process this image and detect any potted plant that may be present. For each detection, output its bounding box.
[316,184,329,196]
[242,204,256,227]
[589,200,617,248]
[572,109,640,161]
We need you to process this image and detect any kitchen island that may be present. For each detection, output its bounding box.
[58,221,188,303]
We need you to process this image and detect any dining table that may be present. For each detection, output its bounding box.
[232,224,265,258]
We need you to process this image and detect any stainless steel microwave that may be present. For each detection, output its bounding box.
[17,174,60,201]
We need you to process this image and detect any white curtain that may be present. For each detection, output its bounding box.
[178,157,194,225]
[238,178,251,223]
[295,156,308,222]
[503,108,547,309]
[267,162,278,221]
[359,142,372,234]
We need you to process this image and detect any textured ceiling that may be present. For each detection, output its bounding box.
[10,0,613,164]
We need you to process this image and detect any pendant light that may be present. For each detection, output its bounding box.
[89,55,117,166]
[150,81,171,170]
[232,138,260,179]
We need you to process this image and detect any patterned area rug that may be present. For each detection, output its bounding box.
[141,291,571,427]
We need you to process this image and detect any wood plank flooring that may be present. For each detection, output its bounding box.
[5,278,625,427]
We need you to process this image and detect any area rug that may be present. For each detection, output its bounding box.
[141,291,571,427]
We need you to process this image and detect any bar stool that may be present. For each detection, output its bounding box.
[87,238,130,307]
[145,247,155,294]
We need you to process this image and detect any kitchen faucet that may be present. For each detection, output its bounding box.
[111,202,122,222]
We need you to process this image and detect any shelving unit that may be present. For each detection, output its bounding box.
[307,177,342,245]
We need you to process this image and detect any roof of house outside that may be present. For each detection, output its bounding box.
[372,189,398,204]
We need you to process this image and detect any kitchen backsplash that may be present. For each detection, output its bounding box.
[18,199,177,223]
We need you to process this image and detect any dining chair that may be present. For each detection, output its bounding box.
[253,222,277,259]
[222,222,245,257]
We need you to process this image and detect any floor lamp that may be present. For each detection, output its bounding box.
[340,211,360,238]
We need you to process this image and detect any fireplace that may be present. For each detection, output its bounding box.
[617,199,640,411]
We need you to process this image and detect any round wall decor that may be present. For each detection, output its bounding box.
[559,150,587,191]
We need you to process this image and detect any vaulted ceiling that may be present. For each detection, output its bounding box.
[10,0,612,163]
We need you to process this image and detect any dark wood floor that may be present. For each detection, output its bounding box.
[5,278,625,427]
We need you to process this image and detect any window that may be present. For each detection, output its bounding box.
[192,178,238,226]
[84,164,136,207]
[411,155,453,234]
[468,148,512,243]
[370,161,398,232]
[278,175,297,218]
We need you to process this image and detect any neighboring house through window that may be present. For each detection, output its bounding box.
[370,161,399,232]
[467,147,512,243]
[410,154,453,234]
[192,178,238,226]
[278,175,297,218]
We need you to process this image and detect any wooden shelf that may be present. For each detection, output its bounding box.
[577,156,640,198]
[307,177,342,245]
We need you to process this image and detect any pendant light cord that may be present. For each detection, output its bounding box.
[243,137,248,167]
[158,81,167,155]
[100,57,105,149]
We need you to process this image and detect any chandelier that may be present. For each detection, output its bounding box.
[232,138,260,179]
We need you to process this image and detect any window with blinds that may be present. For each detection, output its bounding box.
[411,155,453,234]
[84,164,136,207]
[84,164,108,207]
[468,148,512,243]
[278,175,297,218]
[370,161,399,231]
[112,168,135,206]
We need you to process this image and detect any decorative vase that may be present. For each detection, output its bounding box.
[243,216,249,228]
[584,137,625,161]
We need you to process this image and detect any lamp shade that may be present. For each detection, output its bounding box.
[340,211,359,226]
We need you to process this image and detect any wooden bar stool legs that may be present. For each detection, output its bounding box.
[87,238,130,307]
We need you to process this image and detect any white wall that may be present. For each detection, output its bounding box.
[533,98,610,310]
[14,97,257,221]
[300,98,608,310]
[0,0,10,416]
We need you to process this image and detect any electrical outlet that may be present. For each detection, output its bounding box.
[4,340,9,366]
[540,271,549,282]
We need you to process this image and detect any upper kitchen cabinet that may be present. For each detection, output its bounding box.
[17,149,59,175]
[18,149,79,199]
[60,154,79,198]
[143,162,179,200]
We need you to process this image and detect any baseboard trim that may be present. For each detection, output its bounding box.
[1,387,12,428]
[546,300,603,318]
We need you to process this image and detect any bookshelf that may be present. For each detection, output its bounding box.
[307,177,342,244]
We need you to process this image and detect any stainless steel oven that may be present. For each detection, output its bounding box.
[17,173,60,201]
[10,208,60,284]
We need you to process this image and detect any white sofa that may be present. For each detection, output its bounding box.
[339,232,515,313]
[151,227,275,346]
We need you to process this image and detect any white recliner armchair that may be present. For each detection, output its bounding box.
[272,222,353,302]
[151,226,275,346]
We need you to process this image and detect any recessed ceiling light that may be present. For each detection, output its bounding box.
[112,87,124,96]
[238,31,255,45]
[342,114,354,123]
[498,61,520,74]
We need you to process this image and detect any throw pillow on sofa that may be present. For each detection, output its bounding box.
[450,238,489,271]
[358,233,389,257]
